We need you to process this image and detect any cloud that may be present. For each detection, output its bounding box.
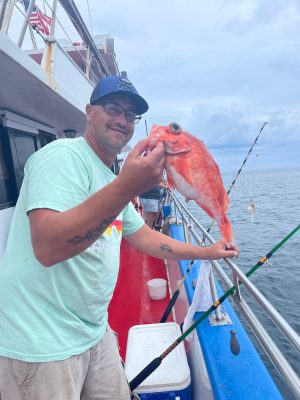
[77,0,300,170]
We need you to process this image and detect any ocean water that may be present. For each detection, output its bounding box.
[184,167,300,399]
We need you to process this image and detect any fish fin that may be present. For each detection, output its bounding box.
[217,214,234,244]
[217,187,230,213]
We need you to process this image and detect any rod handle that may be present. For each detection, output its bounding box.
[160,290,179,323]
[129,357,162,392]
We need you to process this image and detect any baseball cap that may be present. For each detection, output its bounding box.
[90,76,149,115]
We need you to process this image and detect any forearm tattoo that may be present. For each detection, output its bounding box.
[66,215,116,245]
[160,243,173,254]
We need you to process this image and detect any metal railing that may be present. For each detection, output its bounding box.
[168,190,300,399]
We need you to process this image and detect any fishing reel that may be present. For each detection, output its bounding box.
[265,259,272,269]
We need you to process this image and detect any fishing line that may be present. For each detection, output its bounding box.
[86,0,93,37]
[129,224,299,391]
[145,119,149,136]
[203,121,268,240]
[246,153,260,222]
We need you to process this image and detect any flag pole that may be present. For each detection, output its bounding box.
[18,0,37,47]
[50,0,57,37]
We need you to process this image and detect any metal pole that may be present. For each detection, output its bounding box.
[17,0,36,48]
[0,0,9,32]
[0,0,14,33]
[50,0,57,36]
[28,25,37,49]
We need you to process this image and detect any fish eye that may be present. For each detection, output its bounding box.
[168,122,182,134]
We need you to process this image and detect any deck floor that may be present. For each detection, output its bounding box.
[108,239,173,360]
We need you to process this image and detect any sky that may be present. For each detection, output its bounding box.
[14,0,300,173]
[77,0,300,173]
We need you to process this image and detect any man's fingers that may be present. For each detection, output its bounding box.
[130,138,150,157]
[225,250,239,258]
[215,240,240,258]
[226,243,240,256]
[146,143,165,163]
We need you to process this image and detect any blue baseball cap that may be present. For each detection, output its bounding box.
[90,76,149,115]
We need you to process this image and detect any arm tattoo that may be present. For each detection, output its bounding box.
[160,243,174,254]
[66,215,116,245]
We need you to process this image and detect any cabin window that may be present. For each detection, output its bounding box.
[38,130,55,148]
[8,130,38,191]
[0,127,17,208]
[0,113,56,209]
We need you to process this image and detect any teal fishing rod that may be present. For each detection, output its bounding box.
[160,122,268,323]
[130,225,299,391]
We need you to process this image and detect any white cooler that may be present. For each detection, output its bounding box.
[125,322,192,400]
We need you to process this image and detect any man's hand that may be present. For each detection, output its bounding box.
[204,241,240,260]
[126,225,240,262]
[116,139,165,198]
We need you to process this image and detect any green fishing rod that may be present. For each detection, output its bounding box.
[130,224,299,392]
[160,122,268,323]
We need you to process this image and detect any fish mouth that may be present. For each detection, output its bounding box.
[167,122,182,134]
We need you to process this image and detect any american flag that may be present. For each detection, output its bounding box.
[22,0,52,35]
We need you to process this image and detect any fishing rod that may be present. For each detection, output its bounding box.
[160,259,194,323]
[160,122,268,323]
[205,121,268,237]
[227,121,268,196]
[129,224,299,391]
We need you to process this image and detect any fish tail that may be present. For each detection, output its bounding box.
[218,214,234,245]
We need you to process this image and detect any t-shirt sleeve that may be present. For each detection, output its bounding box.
[25,143,90,213]
[122,202,145,237]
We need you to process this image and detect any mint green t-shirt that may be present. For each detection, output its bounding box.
[0,137,144,362]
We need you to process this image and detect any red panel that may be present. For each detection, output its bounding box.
[108,239,173,360]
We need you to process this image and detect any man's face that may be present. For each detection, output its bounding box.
[86,94,137,155]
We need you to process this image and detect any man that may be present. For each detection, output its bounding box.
[139,181,168,228]
[0,76,239,400]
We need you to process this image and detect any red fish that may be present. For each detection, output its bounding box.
[148,123,234,244]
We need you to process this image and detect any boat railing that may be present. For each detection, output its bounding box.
[168,190,300,399]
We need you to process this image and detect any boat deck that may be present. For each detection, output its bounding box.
[108,239,173,360]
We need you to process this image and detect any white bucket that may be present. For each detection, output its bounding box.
[147,278,167,300]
